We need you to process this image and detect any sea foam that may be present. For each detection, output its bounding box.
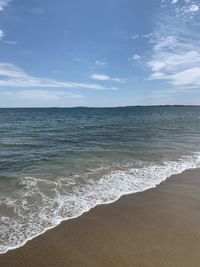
[0,153,200,254]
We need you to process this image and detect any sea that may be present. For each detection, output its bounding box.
[1,106,200,254]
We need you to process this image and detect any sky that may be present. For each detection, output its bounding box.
[0,0,200,107]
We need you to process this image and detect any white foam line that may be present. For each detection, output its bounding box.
[0,184,158,254]
[0,154,200,254]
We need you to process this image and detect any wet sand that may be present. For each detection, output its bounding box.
[1,168,200,267]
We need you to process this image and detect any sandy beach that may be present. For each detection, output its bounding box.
[1,168,200,267]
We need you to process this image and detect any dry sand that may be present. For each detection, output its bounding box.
[1,168,200,267]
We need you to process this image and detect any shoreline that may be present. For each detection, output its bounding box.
[1,168,200,266]
[1,157,199,255]
[0,176,164,255]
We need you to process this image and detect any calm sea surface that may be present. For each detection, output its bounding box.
[1,106,200,253]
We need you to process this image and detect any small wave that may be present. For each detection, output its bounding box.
[0,153,200,254]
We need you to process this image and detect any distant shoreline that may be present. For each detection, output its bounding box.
[1,105,200,109]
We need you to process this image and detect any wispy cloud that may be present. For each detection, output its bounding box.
[0,90,84,107]
[14,90,83,101]
[128,54,141,61]
[130,34,139,40]
[130,33,153,41]
[90,73,125,83]
[3,40,19,45]
[0,63,116,90]
[95,60,107,66]
[147,0,200,89]
[0,0,11,44]
[161,0,200,18]
[0,0,10,11]
[151,67,200,88]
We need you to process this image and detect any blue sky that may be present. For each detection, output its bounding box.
[0,0,200,107]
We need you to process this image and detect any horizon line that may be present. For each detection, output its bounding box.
[0,105,200,109]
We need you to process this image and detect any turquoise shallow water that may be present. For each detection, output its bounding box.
[1,106,200,253]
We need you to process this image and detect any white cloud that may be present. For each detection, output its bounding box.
[168,67,200,87]
[128,54,141,61]
[151,67,200,87]
[91,74,110,81]
[130,34,139,40]
[149,49,200,89]
[148,51,200,72]
[0,0,10,11]
[161,0,200,18]
[95,60,107,66]
[147,2,200,89]
[0,30,4,40]
[188,4,199,12]
[90,73,125,83]
[0,0,11,42]
[0,63,116,90]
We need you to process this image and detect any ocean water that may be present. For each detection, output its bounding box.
[1,106,200,254]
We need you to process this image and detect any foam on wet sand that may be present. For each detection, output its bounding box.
[1,168,200,267]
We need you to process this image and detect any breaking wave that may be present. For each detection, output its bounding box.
[1,153,200,254]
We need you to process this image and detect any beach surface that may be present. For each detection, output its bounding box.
[1,168,200,267]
